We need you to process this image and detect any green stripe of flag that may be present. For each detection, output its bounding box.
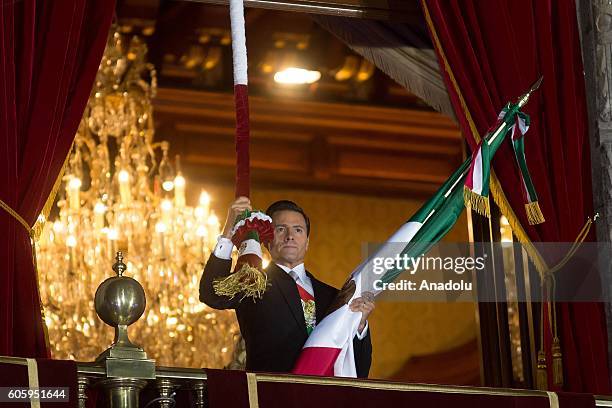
[380,104,521,284]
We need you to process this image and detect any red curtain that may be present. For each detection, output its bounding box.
[0,1,115,357]
[422,0,610,393]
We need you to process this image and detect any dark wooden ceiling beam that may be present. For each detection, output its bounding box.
[152,87,462,198]
[154,88,460,140]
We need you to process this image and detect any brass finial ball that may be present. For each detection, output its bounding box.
[95,251,146,327]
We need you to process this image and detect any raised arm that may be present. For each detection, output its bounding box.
[199,197,252,309]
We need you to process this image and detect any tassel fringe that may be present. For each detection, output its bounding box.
[526,201,545,225]
[552,337,564,386]
[312,15,456,120]
[463,187,490,218]
[489,175,549,276]
[213,263,268,301]
[536,350,548,390]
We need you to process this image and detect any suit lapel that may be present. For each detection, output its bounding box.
[268,264,307,331]
[308,272,327,324]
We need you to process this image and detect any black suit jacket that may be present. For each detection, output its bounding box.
[199,255,372,377]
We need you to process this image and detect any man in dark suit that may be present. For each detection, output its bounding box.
[200,198,374,377]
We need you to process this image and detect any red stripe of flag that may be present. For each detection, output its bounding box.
[292,347,341,376]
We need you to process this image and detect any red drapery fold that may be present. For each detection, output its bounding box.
[0,0,115,357]
[422,0,610,393]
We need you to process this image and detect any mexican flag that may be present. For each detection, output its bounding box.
[292,103,537,377]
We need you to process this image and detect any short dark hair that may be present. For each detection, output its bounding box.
[265,200,310,236]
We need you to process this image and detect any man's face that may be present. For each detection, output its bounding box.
[269,210,309,268]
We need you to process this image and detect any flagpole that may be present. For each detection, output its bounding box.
[421,77,543,226]
[486,76,543,146]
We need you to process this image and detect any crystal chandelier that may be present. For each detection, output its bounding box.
[36,29,240,368]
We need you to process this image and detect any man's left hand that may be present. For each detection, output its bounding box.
[349,292,375,332]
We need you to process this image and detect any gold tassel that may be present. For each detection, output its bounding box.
[552,337,563,386]
[463,187,490,218]
[536,349,548,390]
[32,140,74,242]
[525,201,545,225]
[213,263,268,301]
[537,295,549,391]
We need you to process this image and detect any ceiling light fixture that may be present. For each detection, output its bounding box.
[274,67,321,85]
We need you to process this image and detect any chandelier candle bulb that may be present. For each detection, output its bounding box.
[199,191,210,217]
[196,225,207,237]
[162,180,174,192]
[68,245,77,272]
[101,227,111,259]
[66,235,77,247]
[161,199,173,224]
[108,228,119,257]
[174,174,186,208]
[68,177,82,210]
[108,228,119,240]
[155,221,167,258]
[94,202,106,230]
[66,235,77,272]
[196,224,208,258]
[53,221,63,234]
[207,214,219,230]
[118,170,131,205]
[207,213,220,247]
[161,232,166,259]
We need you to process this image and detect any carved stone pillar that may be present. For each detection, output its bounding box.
[595,3,612,127]
[576,0,612,383]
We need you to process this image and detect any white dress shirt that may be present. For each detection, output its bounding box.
[213,236,234,260]
[276,262,314,297]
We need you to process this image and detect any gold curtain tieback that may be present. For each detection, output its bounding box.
[0,198,34,238]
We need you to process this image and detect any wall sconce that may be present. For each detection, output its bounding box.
[181,44,223,71]
[334,55,375,82]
